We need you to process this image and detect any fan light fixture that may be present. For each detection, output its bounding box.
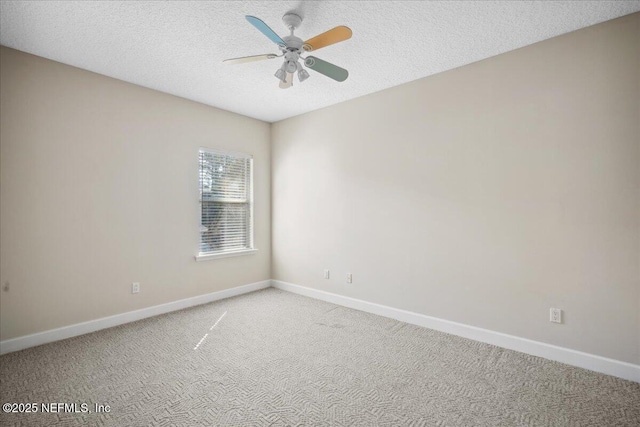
[297,61,310,82]
[285,60,297,73]
[274,64,287,82]
[298,68,310,82]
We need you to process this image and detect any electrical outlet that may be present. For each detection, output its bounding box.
[346,273,352,284]
[550,308,562,324]
[132,282,140,294]
[324,269,330,279]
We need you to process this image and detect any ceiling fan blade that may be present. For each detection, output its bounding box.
[246,16,286,47]
[223,54,278,64]
[279,72,293,89]
[303,26,352,52]
[304,56,348,82]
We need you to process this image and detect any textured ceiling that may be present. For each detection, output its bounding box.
[1,1,639,122]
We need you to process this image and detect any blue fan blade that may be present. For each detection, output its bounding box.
[246,16,286,47]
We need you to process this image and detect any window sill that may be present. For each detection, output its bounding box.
[195,248,258,262]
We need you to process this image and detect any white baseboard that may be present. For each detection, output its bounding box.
[3,278,638,383]
[0,280,271,355]
[271,280,640,383]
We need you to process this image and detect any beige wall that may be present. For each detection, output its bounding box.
[0,47,271,341]
[272,14,640,364]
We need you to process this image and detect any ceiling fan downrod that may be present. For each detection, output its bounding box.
[277,13,307,87]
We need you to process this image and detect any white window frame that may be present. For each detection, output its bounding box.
[195,148,257,262]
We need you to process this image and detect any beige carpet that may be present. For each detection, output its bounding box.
[1,288,639,426]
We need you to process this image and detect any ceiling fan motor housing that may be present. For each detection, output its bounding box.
[282,35,303,51]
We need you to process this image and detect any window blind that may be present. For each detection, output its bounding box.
[199,149,253,255]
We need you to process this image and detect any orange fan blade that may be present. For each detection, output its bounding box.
[303,26,352,52]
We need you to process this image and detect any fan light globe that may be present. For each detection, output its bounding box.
[285,60,297,73]
[298,68,310,82]
[274,67,287,82]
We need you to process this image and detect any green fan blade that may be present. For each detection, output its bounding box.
[304,56,348,82]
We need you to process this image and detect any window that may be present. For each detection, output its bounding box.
[197,148,255,261]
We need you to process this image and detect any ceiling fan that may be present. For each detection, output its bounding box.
[223,13,352,89]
